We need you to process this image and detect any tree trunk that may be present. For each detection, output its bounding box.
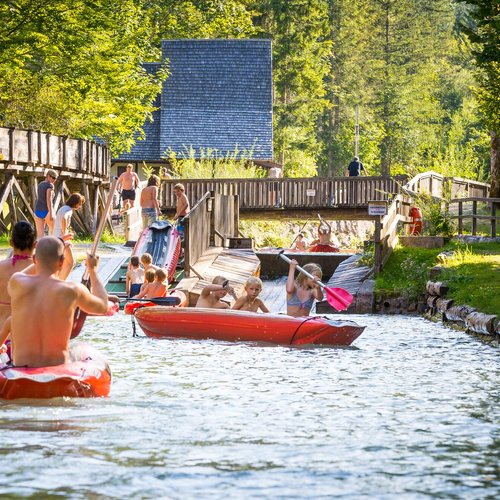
[489,130,500,198]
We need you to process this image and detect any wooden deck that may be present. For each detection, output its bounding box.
[177,247,261,306]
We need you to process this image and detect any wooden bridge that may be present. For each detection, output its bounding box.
[159,173,490,220]
[0,127,111,234]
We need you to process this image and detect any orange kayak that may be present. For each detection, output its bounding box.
[135,307,365,346]
[0,343,111,399]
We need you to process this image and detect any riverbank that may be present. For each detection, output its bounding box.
[375,237,500,316]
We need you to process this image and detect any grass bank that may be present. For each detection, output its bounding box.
[375,240,500,316]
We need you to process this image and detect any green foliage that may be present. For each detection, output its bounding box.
[376,245,441,301]
[166,146,265,179]
[141,162,155,179]
[414,193,454,237]
[439,241,500,315]
[0,0,167,157]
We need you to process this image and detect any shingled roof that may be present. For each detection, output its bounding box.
[117,39,273,162]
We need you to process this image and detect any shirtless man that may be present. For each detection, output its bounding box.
[140,174,161,229]
[0,221,36,330]
[5,236,108,367]
[118,164,140,210]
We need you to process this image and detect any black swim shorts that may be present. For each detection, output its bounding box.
[121,188,136,201]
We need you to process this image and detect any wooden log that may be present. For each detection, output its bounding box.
[465,312,497,335]
[436,297,454,314]
[445,305,476,322]
[426,280,449,296]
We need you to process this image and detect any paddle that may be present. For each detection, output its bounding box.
[278,250,353,311]
[289,220,308,249]
[123,296,181,306]
[71,176,119,338]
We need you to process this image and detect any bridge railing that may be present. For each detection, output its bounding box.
[161,175,409,210]
[0,127,109,178]
[404,171,489,199]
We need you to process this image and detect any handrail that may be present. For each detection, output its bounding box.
[0,126,109,178]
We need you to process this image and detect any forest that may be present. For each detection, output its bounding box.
[0,1,498,194]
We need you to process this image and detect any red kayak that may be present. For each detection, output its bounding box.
[308,244,339,252]
[124,290,188,315]
[134,307,365,346]
[0,343,111,399]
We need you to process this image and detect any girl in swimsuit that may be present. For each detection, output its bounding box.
[286,260,324,317]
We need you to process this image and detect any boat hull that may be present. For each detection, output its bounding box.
[0,343,111,399]
[135,307,365,346]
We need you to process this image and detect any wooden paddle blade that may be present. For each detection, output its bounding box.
[325,287,353,311]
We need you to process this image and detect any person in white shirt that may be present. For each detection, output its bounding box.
[53,193,85,239]
[52,193,85,271]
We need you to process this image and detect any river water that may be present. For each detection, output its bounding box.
[0,313,498,498]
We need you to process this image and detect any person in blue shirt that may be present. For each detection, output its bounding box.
[346,157,366,177]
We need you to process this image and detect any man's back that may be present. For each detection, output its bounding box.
[348,159,364,177]
[9,273,80,367]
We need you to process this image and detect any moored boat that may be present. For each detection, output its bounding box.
[0,343,111,399]
[134,307,365,346]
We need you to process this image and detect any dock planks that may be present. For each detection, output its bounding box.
[183,248,261,306]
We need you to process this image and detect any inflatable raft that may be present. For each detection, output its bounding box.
[134,307,365,346]
[133,220,181,282]
[0,343,111,399]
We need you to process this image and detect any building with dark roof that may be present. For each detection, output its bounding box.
[115,39,273,168]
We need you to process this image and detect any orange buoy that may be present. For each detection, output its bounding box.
[409,206,423,235]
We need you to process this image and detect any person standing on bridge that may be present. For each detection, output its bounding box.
[118,164,140,211]
[346,156,366,177]
[34,169,57,238]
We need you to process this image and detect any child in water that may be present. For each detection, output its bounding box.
[286,260,324,317]
[232,277,269,313]
[196,275,236,309]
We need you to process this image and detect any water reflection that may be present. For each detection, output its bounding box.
[0,314,498,498]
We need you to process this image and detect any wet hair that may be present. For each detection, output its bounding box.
[35,236,64,265]
[155,268,167,283]
[66,193,85,209]
[296,263,322,287]
[173,183,185,192]
[245,276,263,289]
[147,174,160,187]
[144,269,156,283]
[130,256,140,267]
[141,253,152,265]
[11,221,36,251]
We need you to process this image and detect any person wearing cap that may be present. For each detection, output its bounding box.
[34,169,58,238]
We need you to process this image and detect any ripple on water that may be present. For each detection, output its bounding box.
[0,313,498,498]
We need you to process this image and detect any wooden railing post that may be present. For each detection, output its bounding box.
[472,200,477,235]
[491,202,497,238]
